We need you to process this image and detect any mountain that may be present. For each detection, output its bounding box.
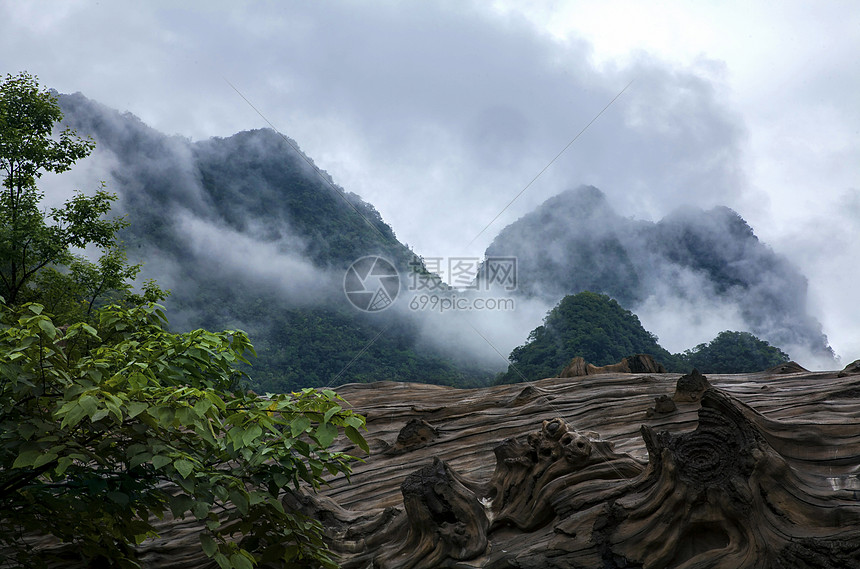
[482,185,835,364]
[56,93,490,391]
[496,292,681,383]
[681,330,791,374]
[54,94,832,388]
[495,292,792,383]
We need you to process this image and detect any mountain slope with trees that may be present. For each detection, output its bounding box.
[482,186,834,364]
[53,94,822,390]
[681,330,790,373]
[496,292,792,384]
[495,292,683,384]
[56,92,490,391]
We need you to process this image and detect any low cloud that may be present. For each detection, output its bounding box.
[175,211,337,307]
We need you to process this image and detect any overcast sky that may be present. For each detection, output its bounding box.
[3,0,859,361]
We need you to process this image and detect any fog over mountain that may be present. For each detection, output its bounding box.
[483,186,835,366]
[53,91,838,379]
[56,92,492,390]
[6,0,859,375]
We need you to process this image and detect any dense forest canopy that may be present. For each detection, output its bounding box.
[681,330,790,374]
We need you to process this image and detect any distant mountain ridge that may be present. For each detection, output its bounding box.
[54,93,834,388]
[58,93,407,268]
[483,185,834,363]
[56,92,488,391]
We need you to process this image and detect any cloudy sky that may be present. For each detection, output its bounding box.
[3,0,859,361]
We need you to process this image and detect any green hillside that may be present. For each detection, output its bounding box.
[495,292,682,384]
[495,292,792,384]
[681,331,790,374]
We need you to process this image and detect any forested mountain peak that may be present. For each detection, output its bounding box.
[54,92,483,391]
[484,185,834,365]
[57,93,406,269]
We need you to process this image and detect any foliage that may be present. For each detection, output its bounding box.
[496,292,682,384]
[679,330,790,373]
[495,292,793,383]
[0,72,146,323]
[0,301,367,568]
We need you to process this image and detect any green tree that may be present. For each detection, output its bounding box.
[0,301,367,568]
[0,72,367,568]
[0,72,136,320]
[680,330,790,373]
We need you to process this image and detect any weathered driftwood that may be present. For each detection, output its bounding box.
[23,368,860,567]
[324,369,860,569]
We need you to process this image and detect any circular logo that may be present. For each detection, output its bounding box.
[344,256,400,312]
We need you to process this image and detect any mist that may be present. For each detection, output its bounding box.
[47,91,842,378]
[4,1,858,369]
[482,186,835,369]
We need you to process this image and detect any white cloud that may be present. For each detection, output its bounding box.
[2,0,858,365]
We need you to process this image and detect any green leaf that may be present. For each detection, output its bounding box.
[345,425,369,453]
[174,458,194,479]
[17,423,38,440]
[12,449,42,469]
[152,455,171,469]
[200,533,217,557]
[229,489,250,516]
[28,304,44,315]
[169,494,195,518]
[129,451,152,469]
[314,423,338,448]
[344,415,365,429]
[323,405,342,424]
[37,319,57,338]
[127,401,148,418]
[33,452,58,469]
[192,500,210,520]
[228,425,245,449]
[60,403,87,429]
[229,553,254,569]
[79,395,98,417]
[107,491,129,506]
[55,456,75,475]
[194,398,213,417]
[81,323,98,337]
[289,415,311,438]
[242,424,262,446]
[91,408,109,422]
[273,472,289,488]
[214,552,231,569]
